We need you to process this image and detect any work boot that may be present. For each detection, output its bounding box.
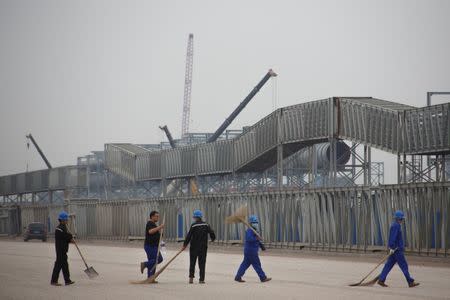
[377,280,388,287]
[50,282,62,286]
[189,278,193,284]
[140,262,146,274]
[65,281,75,286]
[408,281,420,288]
[261,277,272,283]
[235,278,245,283]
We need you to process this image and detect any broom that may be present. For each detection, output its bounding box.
[348,249,396,287]
[225,205,262,240]
[146,247,185,283]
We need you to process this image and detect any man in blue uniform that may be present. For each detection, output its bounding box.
[140,210,164,279]
[183,209,216,284]
[378,210,419,288]
[50,211,75,286]
[234,215,271,283]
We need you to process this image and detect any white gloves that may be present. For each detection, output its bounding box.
[389,248,396,255]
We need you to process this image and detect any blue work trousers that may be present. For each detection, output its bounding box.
[144,245,163,278]
[235,252,266,281]
[379,251,414,283]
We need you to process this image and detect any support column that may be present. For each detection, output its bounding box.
[397,154,401,184]
[403,154,407,183]
[329,138,337,186]
[161,178,167,197]
[277,144,283,189]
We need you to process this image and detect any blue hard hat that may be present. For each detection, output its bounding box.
[394,210,405,219]
[193,210,203,218]
[249,215,259,224]
[58,211,69,221]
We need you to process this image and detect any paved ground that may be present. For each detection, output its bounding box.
[1,240,449,300]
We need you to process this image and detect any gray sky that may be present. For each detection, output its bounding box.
[1,0,449,183]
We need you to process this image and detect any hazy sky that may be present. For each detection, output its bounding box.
[1,0,449,183]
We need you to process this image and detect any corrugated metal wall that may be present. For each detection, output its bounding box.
[2,183,449,255]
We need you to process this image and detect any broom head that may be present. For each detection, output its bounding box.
[225,205,248,224]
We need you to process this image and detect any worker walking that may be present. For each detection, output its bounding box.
[377,210,420,288]
[235,215,271,283]
[140,211,164,279]
[50,211,75,286]
[183,210,216,284]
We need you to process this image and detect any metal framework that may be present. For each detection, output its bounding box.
[181,33,194,139]
[103,97,449,182]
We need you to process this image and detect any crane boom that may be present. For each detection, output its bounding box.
[159,125,176,149]
[206,69,277,143]
[26,134,52,169]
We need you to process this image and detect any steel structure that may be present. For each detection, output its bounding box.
[181,33,194,139]
[103,97,450,182]
[1,97,448,201]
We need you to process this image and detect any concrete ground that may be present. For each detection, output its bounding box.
[1,239,449,300]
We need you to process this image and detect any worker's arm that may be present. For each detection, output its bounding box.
[183,225,193,249]
[259,242,266,251]
[148,223,164,235]
[388,223,399,250]
[208,225,216,242]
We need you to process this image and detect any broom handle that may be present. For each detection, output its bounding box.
[151,248,184,280]
[66,224,90,269]
[148,214,165,274]
[239,217,263,240]
[359,249,396,284]
[72,239,89,269]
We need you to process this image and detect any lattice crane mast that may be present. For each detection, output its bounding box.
[181,33,194,140]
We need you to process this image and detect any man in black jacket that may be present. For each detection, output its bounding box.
[183,210,216,284]
[50,211,75,286]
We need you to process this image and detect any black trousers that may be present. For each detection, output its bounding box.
[189,247,207,281]
[51,253,71,283]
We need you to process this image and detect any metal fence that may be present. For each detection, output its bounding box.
[1,182,449,255]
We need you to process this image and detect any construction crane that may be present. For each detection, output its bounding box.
[159,125,198,195]
[159,125,176,149]
[26,133,52,169]
[207,69,277,143]
[181,33,194,140]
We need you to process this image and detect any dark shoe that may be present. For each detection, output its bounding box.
[50,282,62,286]
[235,278,246,283]
[65,281,75,286]
[409,281,420,288]
[377,280,388,287]
[199,280,205,284]
[140,262,146,274]
[261,277,272,283]
[188,277,194,284]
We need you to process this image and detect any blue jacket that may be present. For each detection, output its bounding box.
[388,222,404,251]
[244,228,263,254]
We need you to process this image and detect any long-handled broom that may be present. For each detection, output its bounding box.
[225,205,262,240]
[348,249,396,287]
[147,247,185,283]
